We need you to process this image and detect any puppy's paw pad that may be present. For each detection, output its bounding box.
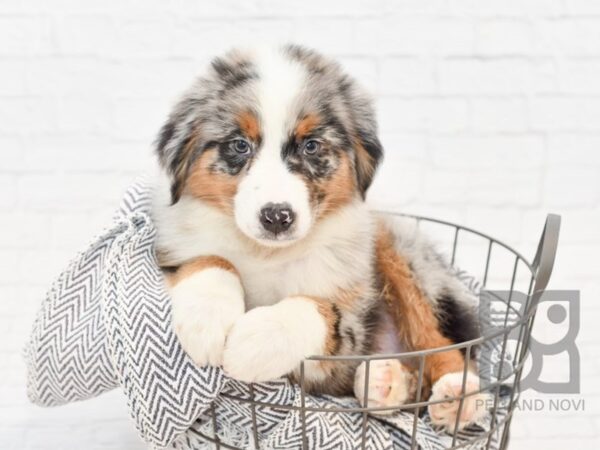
[354,359,414,416]
[428,372,489,432]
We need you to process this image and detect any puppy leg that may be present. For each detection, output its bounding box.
[375,226,488,431]
[354,307,417,413]
[222,296,336,383]
[167,256,245,367]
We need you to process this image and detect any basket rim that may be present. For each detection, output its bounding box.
[379,211,534,272]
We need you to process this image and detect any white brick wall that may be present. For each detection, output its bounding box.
[1,0,599,448]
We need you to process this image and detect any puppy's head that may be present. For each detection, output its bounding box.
[156,45,382,247]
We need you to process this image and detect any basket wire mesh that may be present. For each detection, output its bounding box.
[188,213,561,450]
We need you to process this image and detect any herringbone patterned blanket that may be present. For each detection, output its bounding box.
[25,179,508,450]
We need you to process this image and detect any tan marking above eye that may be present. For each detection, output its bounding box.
[295,113,321,140]
[237,110,261,142]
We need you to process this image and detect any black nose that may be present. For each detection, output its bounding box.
[259,203,296,235]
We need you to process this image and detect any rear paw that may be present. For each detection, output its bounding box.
[354,359,415,415]
[428,372,489,432]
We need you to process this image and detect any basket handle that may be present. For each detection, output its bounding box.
[530,213,561,308]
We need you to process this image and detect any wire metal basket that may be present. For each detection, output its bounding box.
[188,213,561,450]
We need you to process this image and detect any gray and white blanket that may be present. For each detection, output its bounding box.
[24,180,509,450]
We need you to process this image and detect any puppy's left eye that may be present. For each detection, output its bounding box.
[231,139,251,154]
[302,139,321,155]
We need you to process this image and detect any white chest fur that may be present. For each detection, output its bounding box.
[152,183,375,309]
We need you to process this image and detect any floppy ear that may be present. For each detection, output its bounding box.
[155,116,200,204]
[354,130,383,198]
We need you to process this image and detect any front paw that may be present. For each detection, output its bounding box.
[171,270,245,367]
[223,297,327,383]
[428,372,489,432]
[173,301,241,367]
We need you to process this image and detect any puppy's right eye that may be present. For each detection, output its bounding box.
[302,139,321,155]
[231,139,251,154]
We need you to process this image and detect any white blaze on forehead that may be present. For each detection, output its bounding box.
[233,48,313,246]
[250,47,307,188]
[253,47,306,150]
